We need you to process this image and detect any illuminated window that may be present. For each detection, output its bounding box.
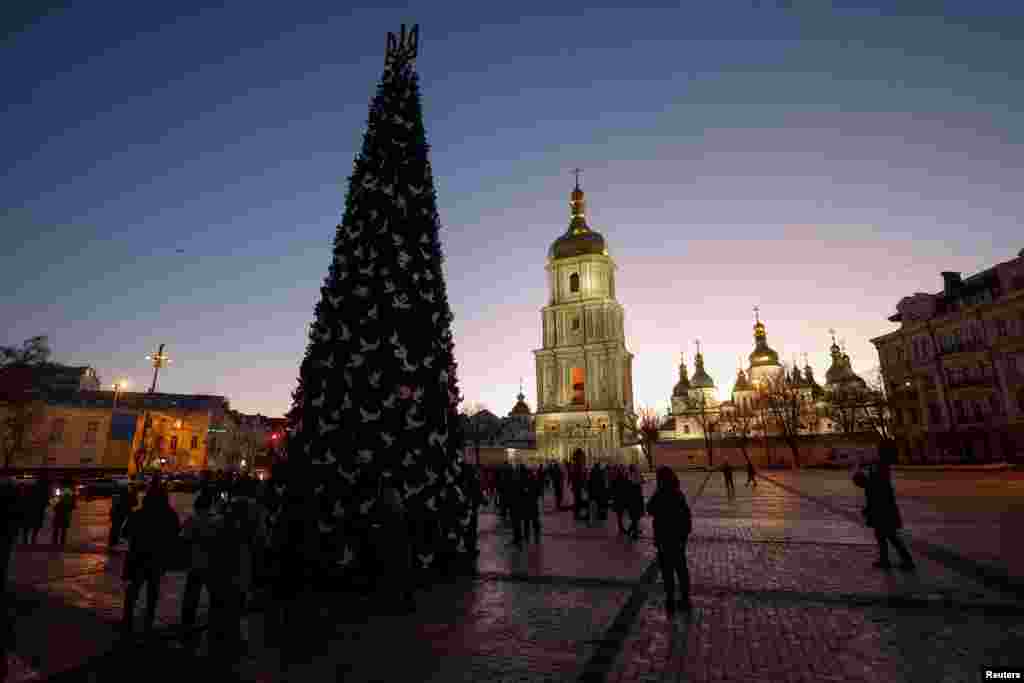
[84,422,98,445]
[170,435,178,451]
[683,424,690,434]
[569,272,580,293]
[191,435,199,449]
[571,367,585,405]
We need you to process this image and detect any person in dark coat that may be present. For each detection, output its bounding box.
[22,476,50,545]
[572,464,589,521]
[588,464,608,522]
[109,486,138,549]
[509,465,528,546]
[520,467,542,543]
[625,465,644,539]
[180,492,220,651]
[854,445,915,571]
[120,482,181,636]
[613,469,630,534]
[721,462,735,499]
[745,460,757,488]
[550,463,565,510]
[51,484,76,548]
[647,466,693,615]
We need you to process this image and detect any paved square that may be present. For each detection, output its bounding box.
[6,470,1024,682]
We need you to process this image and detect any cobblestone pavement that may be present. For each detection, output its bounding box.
[7,475,1024,682]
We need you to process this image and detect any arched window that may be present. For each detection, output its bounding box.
[683,424,690,434]
[569,272,580,293]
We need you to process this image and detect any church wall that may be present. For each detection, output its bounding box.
[651,433,880,469]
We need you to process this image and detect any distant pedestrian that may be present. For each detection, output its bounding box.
[721,462,735,499]
[521,467,542,543]
[625,465,644,539]
[854,445,915,572]
[745,460,757,488]
[109,486,137,549]
[22,476,49,545]
[120,482,181,637]
[572,465,589,522]
[647,467,693,615]
[550,463,565,510]
[613,468,630,534]
[51,483,76,548]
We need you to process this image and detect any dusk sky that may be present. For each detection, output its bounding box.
[3,1,1022,419]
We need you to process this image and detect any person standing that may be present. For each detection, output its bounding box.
[522,468,542,543]
[721,462,735,499]
[613,468,629,534]
[180,492,220,651]
[120,482,181,637]
[745,460,757,489]
[647,467,693,615]
[109,485,137,549]
[854,445,915,571]
[625,465,644,540]
[51,483,76,548]
[1,479,19,683]
[550,463,565,511]
[208,498,251,666]
[23,476,49,545]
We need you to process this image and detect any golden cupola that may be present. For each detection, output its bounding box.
[548,179,608,260]
[748,309,781,369]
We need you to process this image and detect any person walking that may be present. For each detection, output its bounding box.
[625,465,644,539]
[551,462,565,511]
[522,467,542,543]
[721,461,735,499]
[613,468,630,534]
[208,497,251,667]
[109,485,138,549]
[647,467,693,615]
[180,492,220,651]
[51,483,76,548]
[745,460,757,488]
[120,482,181,638]
[572,464,589,522]
[854,445,915,571]
[22,476,49,545]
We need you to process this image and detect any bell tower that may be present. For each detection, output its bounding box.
[533,175,636,465]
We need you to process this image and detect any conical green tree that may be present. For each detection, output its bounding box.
[285,24,473,574]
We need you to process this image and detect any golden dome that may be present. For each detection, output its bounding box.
[749,315,781,368]
[548,181,608,260]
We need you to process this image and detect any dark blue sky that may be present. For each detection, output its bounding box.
[3,1,1022,416]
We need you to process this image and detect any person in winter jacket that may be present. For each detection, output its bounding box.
[120,482,181,636]
[646,466,692,615]
[853,444,915,571]
[625,465,644,539]
[109,486,138,549]
[180,492,220,650]
[51,484,76,548]
[22,476,50,545]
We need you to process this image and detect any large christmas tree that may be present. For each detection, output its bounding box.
[284,24,473,574]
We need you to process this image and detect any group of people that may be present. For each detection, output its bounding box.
[5,475,77,548]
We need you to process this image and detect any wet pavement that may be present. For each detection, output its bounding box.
[6,473,1024,682]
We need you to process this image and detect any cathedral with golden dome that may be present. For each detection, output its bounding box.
[532,177,641,465]
[662,312,868,441]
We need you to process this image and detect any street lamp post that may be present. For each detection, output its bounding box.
[112,379,128,409]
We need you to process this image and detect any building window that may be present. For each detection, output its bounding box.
[155,435,164,450]
[996,319,1008,337]
[84,421,98,445]
[170,435,178,451]
[928,403,941,423]
[191,435,199,450]
[571,367,585,405]
[572,317,580,331]
[49,418,65,444]
[683,424,690,434]
[972,402,984,423]
[909,408,919,425]
[569,272,580,293]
